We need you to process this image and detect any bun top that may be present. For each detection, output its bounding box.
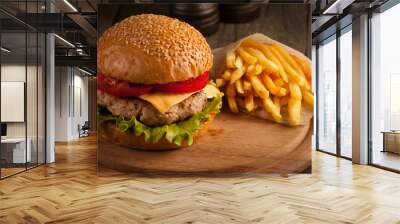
[98,14,213,84]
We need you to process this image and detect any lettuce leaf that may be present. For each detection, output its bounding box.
[98,95,222,146]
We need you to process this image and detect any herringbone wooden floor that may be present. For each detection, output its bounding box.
[1,135,400,224]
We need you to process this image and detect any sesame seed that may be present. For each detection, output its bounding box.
[98,14,212,76]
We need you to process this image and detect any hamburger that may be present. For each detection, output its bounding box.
[97,14,222,150]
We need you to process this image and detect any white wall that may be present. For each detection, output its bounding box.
[72,73,89,138]
[54,67,89,141]
[1,65,41,138]
[1,65,26,138]
[55,66,69,141]
[1,64,46,164]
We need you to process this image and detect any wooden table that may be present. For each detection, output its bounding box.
[381,131,400,154]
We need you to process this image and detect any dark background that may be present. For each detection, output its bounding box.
[98,3,311,57]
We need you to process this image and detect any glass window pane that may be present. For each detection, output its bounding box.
[340,28,352,158]
[312,45,317,151]
[1,31,27,177]
[318,37,337,154]
[0,1,46,179]
[38,33,46,165]
[371,3,400,171]
[27,31,38,169]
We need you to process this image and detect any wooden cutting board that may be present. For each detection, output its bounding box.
[98,112,312,174]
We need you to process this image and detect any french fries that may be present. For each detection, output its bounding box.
[222,70,232,81]
[261,74,279,95]
[243,80,252,92]
[230,66,246,84]
[271,43,306,78]
[226,51,236,68]
[244,91,255,112]
[262,97,282,123]
[288,98,301,126]
[242,39,289,83]
[234,56,244,69]
[216,78,226,88]
[274,78,285,87]
[219,38,314,126]
[267,45,306,86]
[249,75,269,99]
[236,47,257,65]
[273,96,281,114]
[292,54,312,81]
[244,47,279,74]
[289,82,302,101]
[302,89,314,108]
[288,83,302,125]
[246,64,263,76]
[235,79,244,95]
[226,83,239,113]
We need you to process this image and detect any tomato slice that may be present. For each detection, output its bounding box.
[97,74,154,97]
[97,72,209,97]
[156,71,209,94]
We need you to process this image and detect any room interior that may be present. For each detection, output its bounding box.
[0,0,400,222]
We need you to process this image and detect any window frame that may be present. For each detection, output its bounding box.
[367,0,400,173]
[315,23,353,161]
[0,1,47,180]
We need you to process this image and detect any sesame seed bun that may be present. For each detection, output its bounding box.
[97,14,213,84]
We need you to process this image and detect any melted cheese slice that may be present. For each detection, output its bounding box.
[138,84,220,113]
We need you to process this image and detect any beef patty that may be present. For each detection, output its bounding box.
[98,90,208,126]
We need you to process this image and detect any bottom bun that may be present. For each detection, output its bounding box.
[99,113,215,150]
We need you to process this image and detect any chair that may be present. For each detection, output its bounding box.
[78,121,90,138]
